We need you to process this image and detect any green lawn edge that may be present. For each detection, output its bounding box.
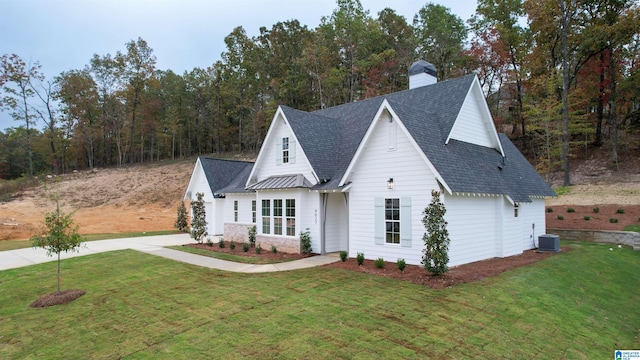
[0,230,181,251]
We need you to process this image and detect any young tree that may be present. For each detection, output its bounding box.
[30,201,84,294]
[422,190,450,276]
[174,201,188,232]
[190,192,207,243]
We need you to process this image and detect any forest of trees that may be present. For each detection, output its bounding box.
[1,0,638,186]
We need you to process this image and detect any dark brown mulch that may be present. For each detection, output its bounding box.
[324,248,569,289]
[30,289,86,308]
[184,242,309,261]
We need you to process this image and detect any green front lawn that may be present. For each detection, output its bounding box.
[1,242,638,359]
[0,230,180,251]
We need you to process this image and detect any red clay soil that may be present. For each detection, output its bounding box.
[30,289,86,308]
[184,241,566,289]
[545,204,640,231]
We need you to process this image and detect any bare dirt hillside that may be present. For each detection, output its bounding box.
[0,160,195,240]
[0,153,639,242]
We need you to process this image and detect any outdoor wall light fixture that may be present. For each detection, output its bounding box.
[387,178,394,189]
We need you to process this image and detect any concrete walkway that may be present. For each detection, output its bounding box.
[0,234,339,272]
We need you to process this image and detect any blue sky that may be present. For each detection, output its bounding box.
[0,0,477,132]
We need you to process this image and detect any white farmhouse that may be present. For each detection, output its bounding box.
[184,61,556,266]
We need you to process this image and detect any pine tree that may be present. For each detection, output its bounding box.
[422,190,450,275]
[190,192,208,243]
[174,201,188,232]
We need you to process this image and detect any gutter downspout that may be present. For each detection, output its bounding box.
[343,192,349,254]
[320,193,328,254]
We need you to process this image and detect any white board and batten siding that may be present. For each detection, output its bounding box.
[223,194,255,225]
[347,110,438,265]
[448,80,501,151]
[519,200,546,250]
[252,114,316,185]
[445,195,500,267]
[184,159,221,235]
[324,192,348,253]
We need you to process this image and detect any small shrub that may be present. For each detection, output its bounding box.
[374,257,385,268]
[229,241,236,250]
[397,258,406,272]
[206,237,213,246]
[300,229,312,255]
[242,242,250,252]
[271,245,277,254]
[593,207,599,213]
[356,252,364,266]
[546,207,553,213]
[557,215,564,220]
[218,238,225,248]
[339,251,348,262]
[584,216,590,220]
[617,208,625,214]
[610,218,619,223]
[248,225,256,247]
[567,208,575,213]
[256,244,262,254]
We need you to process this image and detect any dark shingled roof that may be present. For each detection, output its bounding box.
[281,74,554,202]
[198,157,254,195]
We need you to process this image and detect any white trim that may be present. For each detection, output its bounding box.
[445,75,505,157]
[183,157,203,200]
[247,106,319,187]
[339,99,453,195]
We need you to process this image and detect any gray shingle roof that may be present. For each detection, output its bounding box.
[198,157,254,196]
[282,74,555,202]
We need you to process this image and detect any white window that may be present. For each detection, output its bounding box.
[282,137,289,164]
[385,198,400,244]
[375,197,411,247]
[234,200,238,222]
[252,200,256,223]
[274,199,283,235]
[286,199,296,236]
[262,200,270,234]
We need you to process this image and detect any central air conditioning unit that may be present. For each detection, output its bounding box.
[538,234,560,252]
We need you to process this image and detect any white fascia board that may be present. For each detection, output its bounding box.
[246,107,285,188]
[246,106,319,187]
[338,99,453,195]
[183,157,202,200]
[445,75,505,157]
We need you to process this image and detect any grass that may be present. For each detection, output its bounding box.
[553,185,571,196]
[0,230,180,251]
[0,242,638,358]
[168,245,296,264]
[624,224,640,232]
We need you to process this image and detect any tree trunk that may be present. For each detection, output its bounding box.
[609,47,618,167]
[561,0,572,187]
[595,52,605,146]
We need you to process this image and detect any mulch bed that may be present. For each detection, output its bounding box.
[30,289,86,308]
[546,204,640,231]
[186,241,566,289]
[184,242,308,261]
[323,248,569,289]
